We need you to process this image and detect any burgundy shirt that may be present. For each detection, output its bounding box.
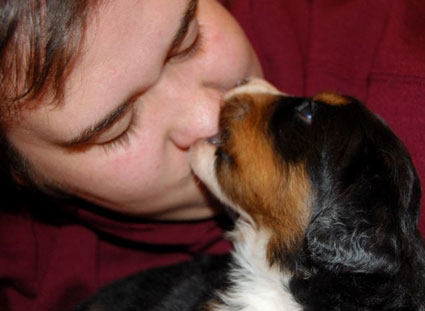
[1,1,424,310]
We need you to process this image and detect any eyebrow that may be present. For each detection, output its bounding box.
[61,0,198,148]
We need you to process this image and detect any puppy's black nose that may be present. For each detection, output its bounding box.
[235,78,250,87]
[206,134,222,146]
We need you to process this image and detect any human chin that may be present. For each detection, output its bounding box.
[135,172,218,220]
[68,172,216,220]
[136,183,218,220]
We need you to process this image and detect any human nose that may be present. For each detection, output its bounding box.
[168,84,224,150]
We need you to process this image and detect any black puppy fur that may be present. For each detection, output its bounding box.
[75,254,230,311]
[270,96,425,310]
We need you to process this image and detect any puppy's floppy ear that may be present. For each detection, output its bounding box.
[304,115,421,275]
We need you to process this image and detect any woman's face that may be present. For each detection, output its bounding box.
[7,0,263,220]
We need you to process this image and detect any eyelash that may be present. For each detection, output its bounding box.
[99,107,139,153]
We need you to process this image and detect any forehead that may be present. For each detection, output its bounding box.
[12,0,187,141]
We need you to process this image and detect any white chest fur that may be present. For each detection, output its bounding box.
[212,222,303,311]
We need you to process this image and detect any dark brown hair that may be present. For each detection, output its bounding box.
[0,0,102,198]
[0,0,103,122]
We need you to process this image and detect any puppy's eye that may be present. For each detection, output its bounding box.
[295,100,313,123]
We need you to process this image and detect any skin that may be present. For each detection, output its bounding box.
[6,0,263,220]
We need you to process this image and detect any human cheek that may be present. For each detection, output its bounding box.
[19,115,167,202]
[40,143,161,200]
[89,103,194,192]
[75,128,174,195]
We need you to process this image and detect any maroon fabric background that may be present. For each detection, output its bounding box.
[1,1,424,310]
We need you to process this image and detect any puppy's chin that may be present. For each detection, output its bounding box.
[190,140,252,222]
[190,140,216,191]
[190,140,227,205]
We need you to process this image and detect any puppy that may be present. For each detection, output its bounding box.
[76,79,425,311]
[190,79,425,310]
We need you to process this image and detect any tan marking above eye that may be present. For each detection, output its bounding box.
[313,92,349,106]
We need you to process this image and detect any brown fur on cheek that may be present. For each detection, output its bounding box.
[216,93,312,267]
